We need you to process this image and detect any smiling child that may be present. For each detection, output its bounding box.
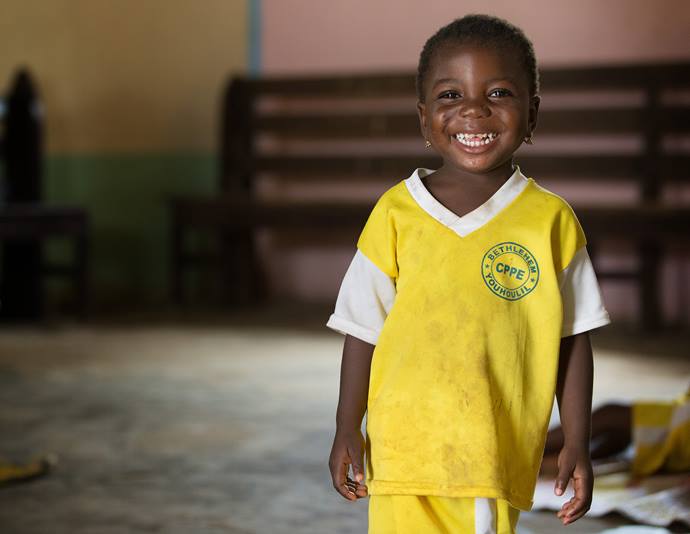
[327,15,611,533]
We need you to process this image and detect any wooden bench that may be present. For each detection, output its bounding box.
[171,62,690,329]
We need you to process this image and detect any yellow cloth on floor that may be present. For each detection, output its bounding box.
[369,495,520,534]
[0,457,51,483]
[632,388,690,476]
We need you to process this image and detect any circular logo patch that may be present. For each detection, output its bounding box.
[482,242,539,301]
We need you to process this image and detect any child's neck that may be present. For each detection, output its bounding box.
[422,162,517,218]
[431,161,516,190]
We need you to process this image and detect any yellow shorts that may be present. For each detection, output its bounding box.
[369,495,520,534]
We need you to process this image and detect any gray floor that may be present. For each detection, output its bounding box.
[0,308,689,533]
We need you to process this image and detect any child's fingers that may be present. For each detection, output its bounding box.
[336,474,357,500]
[554,471,571,496]
[346,444,366,495]
[339,475,367,501]
[352,464,364,484]
[557,497,588,524]
[554,456,576,496]
[349,448,365,484]
[566,473,592,522]
[347,476,368,497]
[556,473,592,524]
[329,453,356,501]
[556,498,575,518]
[329,438,366,501]
[345,478,359,495]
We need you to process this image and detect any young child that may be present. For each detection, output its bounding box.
[327,14,611,533]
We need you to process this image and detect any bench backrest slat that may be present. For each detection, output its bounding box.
[254,107,690,138]
[252,154,690,180]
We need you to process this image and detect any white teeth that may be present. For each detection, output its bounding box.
[453,132,498,147]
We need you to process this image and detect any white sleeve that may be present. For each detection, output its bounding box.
[559,246,611,337]
[326,250,396,345]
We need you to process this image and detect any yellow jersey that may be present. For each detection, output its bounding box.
[357,169,591,510]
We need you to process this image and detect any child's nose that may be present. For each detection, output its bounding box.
[459,96,490,119]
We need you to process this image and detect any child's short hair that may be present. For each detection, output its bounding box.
[416,14,539,101]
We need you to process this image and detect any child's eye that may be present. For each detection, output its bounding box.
[438,90,461,100]
[489,88,513,98]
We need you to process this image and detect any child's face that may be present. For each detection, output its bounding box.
[417,43,539,178]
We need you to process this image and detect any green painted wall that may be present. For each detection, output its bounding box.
[44,154,217,308]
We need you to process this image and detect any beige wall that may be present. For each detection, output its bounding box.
[1,0,248,153]
[263,0,690,74]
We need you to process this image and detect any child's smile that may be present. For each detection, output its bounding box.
[417,44,539,181]
[453,131,499,150]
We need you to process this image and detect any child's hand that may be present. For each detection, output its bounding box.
[554,447,593,525]
[328,428,368,501]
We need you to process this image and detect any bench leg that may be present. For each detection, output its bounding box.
[220,229,264,305]
[74,234,89,318]
[171,221,185,305]
[639,240,662,331]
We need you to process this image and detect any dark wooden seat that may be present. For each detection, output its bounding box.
[171,62,690,329]
[0,205,89,316]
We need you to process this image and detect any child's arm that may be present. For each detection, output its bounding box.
[328,334,374,501]
[554,331,594,525]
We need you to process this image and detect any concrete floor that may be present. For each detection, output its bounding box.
[0,308,689,533]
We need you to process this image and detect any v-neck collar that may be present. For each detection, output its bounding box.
[404,167,531,238]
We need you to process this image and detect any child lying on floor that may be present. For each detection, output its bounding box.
[542,387,690,477]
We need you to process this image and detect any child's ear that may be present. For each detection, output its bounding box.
[416,101,428,139]
[528,95,540,135]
